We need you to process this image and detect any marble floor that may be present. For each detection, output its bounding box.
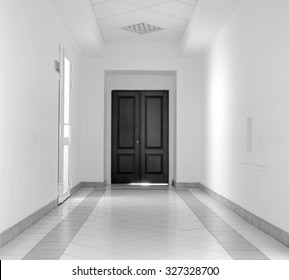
[1,185,289,260]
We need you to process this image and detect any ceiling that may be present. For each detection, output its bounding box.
[90,0,199,42]
[47,0,243,59]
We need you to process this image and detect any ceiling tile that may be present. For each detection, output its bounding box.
[171,10,194,21]
[93,8,115,20]
[148,15,187,29]
[115,34,141,42]
[125,32,161,42]
[122,35,147,42]
[178,0,198,6]
[95,0,139,15]
[149,0,194,16]
[89,0,199,42]
[122,9,163,22]
[156,30,182,40]
[102,29,137,41]
[166,23,187,32]
[127,35,158,42]
[91,0,110,5]
[138,29,182,42]
[98,15,136,31]
[119,0,170,8]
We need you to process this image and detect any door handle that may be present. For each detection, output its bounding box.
[135,137,140,144]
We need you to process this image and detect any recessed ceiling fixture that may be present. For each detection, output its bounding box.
[121,22,164,35]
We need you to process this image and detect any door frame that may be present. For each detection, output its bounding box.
[58,45,72,204]
[111,90,169,184]
[104,70,177,184]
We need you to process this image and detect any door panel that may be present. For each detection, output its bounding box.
[112,90,168,184]
[141,91,168,183]
[118,154,135,174]
[146,97,162,148]
[118,97,135,148]
[145,154,163,173]
[112,91,140,183]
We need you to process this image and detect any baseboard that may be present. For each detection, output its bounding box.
[174,182,200,188]
[81,182,106,188]
[70,182,82,196]
[197,183,289,247]
[0,198,58,248]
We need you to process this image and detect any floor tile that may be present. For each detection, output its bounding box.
[22,249,65,260]
[1,185,288,260]
[0,254,25,260]
[227,250,268,260]
[0,246,32,255]
[32,241,71,250]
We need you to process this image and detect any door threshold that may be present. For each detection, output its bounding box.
[111,183,171,190]
[128,183,168,186]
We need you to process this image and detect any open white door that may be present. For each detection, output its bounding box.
[58,47,72,204]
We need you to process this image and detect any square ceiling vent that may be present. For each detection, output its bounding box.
[121,22,163,35]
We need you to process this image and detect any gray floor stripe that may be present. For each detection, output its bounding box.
[22,188,106,260]
[174,188,269,260]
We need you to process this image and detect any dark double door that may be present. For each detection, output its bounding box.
[112,90,168,184]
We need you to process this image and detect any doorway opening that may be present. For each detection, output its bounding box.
[105,70,177,185]
[111,90,168,184]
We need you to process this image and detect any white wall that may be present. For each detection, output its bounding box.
[201,0,289,232]
[81,42,202,184]
[176,61,202,182]
[81,61,105,182]
[0,0,83,233]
